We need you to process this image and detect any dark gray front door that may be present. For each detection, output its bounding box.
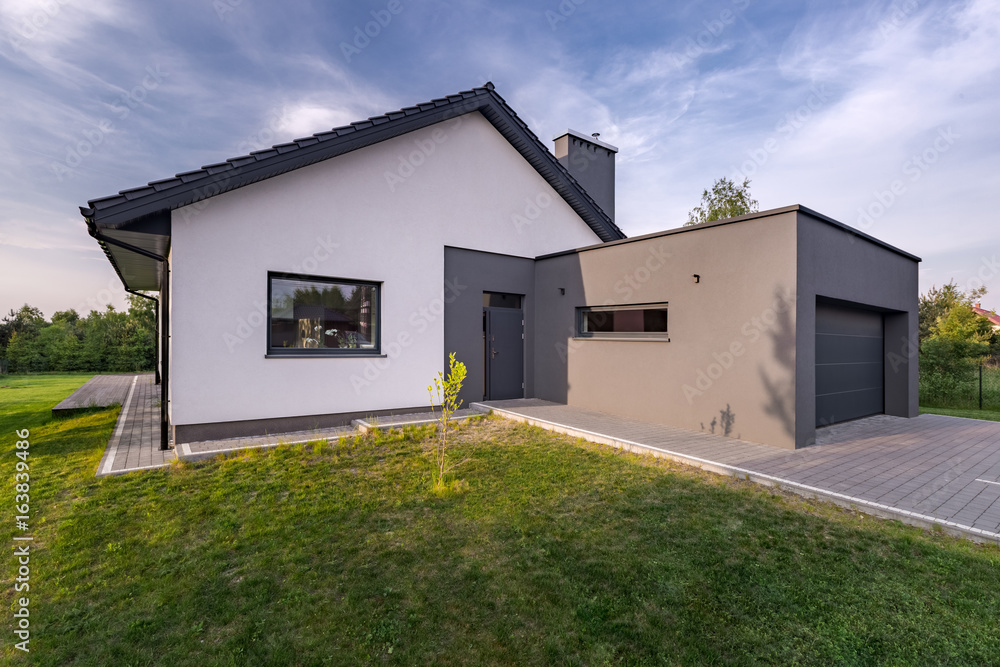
[484,307,524,400]
[816,302,884,426]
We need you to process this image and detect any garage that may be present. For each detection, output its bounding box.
[815,301,884,426]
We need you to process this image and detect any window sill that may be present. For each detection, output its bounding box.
[265,353,387,359]
[572,336,670,342]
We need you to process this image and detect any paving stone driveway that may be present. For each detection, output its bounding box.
[475,400,1000,542]
[810,413,1000,534]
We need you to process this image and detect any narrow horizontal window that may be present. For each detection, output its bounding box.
[483,292,523,309]
[268,273,379,355]
[577,304,669,340]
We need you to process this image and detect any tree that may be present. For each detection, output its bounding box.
[918,281,987,344]
[921,304,994,377]
[918,282,997,408]
[0,299,156,374]
[6,331,42,373]
[123,293,156,370]
[0,305,45,358]
[427,353,468,493]
[685,177,759,226]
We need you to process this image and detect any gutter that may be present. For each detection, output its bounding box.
[87,221,171,452]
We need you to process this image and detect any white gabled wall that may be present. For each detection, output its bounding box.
[169,112,602,427]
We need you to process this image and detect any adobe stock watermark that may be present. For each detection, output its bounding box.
[682,286,796,404]
[667,0,751,68]
[50,65,169,182]
[959,254,1000,299]
[223,235,341,352]
[177,110,295,225]
[175,172,236,224]
[340,0,404,63]
[75,278,122,314]
[886,329,919,376]
[511,192,554,233]
[555,242,673,362]
[12,428,33,653]
[212,0,245,20]
[730,83,830,182]
[546,0,586,30]
[878,0,919,39]
[350,277,467,393]
[384,127,449,192]
[236,107,292,155]
[856,126,958,232]
[383,98,480,192]
[7,0,70,53]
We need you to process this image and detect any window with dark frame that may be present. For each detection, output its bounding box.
[268,273,380,355]
[577,304,669,339]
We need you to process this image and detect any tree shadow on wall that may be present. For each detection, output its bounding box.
[701,403,737,438]
[758,287,796,441]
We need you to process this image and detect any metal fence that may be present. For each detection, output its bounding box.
[920,357,1000,411]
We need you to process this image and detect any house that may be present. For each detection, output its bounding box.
[80,83,920,451]
[973,303,1000,332]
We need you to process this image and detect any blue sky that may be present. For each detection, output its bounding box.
[1,0,998,317]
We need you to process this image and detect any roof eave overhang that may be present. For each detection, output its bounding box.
[85,211,170,292]
[80,85,625,244]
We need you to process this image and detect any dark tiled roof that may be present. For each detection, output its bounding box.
[81,83,625,243]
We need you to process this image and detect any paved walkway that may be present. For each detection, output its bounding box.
[472,399,1000,544]
[92,383,479,470]
[176,409,478,461]
[53,374,140,413]
[177,426,355,462]
[95,374,175,476]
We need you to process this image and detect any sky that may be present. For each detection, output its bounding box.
[0,0,998,318]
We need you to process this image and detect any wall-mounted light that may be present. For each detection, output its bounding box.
[692,274,700,284]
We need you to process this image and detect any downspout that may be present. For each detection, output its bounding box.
[88,224,171,452]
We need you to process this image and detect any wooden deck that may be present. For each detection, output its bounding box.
[53,374,146,413]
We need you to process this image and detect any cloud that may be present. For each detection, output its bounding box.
[0,197,97,252]
[751,0,1000,256]
[0,0,997,314]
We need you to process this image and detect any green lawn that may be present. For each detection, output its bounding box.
[921,406,1000,422]
[3,376,1000,665]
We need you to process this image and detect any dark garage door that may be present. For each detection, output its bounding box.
[816,302,883,426]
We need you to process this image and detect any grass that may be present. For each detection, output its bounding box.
[2,377,1000,665]
[920,405,1000,422]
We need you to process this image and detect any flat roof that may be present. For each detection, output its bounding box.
[536,204,922,262]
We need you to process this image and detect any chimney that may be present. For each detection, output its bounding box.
[976,302,982,309]
[553,129,618,222]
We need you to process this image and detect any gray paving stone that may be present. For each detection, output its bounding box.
[476,400,1000,543]
[95,374,175,477]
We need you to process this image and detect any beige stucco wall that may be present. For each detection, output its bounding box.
[534,212,800,449]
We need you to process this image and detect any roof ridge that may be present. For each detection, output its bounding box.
[80,82,624,247]
[83,83,496,211]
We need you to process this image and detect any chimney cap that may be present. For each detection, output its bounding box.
[553,128,618,153]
